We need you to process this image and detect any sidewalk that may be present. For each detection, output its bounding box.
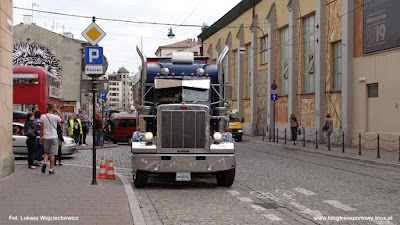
[243,135,400,169]
[0,165,135,225]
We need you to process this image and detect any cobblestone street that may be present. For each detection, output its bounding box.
[14,137,400,224]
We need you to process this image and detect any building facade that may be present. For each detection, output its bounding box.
[155,39,201,57]
[0,0,14,179]
[108,72,122,110]
[199,0,400,148]
[13,23,91,113]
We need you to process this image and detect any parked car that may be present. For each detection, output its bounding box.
[13,110,28,123]
[111,115,136,145]
[12,122,76,155]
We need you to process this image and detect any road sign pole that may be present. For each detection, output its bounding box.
[91,77,97,185]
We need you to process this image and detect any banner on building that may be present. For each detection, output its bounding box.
[363,0,400,54]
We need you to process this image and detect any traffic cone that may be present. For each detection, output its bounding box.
[106,159,116,179]
[97,156,107,179]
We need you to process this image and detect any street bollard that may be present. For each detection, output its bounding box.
[342,132,345,153]
[269,127,271,142]
[276,128,279,143]
[284,128,287,144]
[377,134,381,159]
[303,128,306,147]
[315,130,318,149]
[359,133,362,155]
[328,132,331,151]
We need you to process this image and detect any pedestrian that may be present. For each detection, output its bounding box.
[322,113,334,145]
[105,114,115,144]
[69,114,83,145]
[33,110,43,166]
[94,113,104,147]
[289,114,299,144]
[79,109,89,146]
[54,122,64,166]
[39,104,64,174]
[24,112,37,169]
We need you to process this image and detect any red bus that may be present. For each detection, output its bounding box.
[13,66,62,114]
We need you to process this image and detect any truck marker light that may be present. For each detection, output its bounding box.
[156,73,160,77]
[190,73,194,77]
[205,73,209,77]
[181,72,185,77]
[171,72,175,77]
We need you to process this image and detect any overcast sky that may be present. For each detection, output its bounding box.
[13,0,242,75]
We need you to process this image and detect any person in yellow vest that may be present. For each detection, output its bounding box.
[69,113,83,146]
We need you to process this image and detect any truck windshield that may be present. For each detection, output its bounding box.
[156,87,209,103]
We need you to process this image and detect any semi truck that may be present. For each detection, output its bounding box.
[131,46,235,187]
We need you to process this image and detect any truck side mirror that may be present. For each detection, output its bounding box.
[241,118,244,123]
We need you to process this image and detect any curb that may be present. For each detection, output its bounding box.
[76,144,119,150]
[253,140,400,169]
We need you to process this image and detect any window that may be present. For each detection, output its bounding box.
[280,27,289,95]
[119,119,136,127]
[246,44,252,98]
[367,83,378,97]
[303,15,315,93]
[261,36,268,65]
[123,81,125,85]
[333,41,342,91]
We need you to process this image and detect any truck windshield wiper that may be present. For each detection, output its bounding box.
[192,98,208,104]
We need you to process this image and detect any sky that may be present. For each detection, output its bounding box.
[13,0,242,75]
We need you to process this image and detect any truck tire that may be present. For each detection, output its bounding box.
[216,168,235,187]
[134,170,148,188]
[236,136,242,142]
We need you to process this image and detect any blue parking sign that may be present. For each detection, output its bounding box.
[85,47,103,64]
[98,93,107,99]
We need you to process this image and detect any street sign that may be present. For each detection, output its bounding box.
[85,65,103,75]
[239,46,246,54]
[271,83,278,90]
[81,22,106,46]
[271,93,278,101]
[98,93,107,99]
[81,80,109,93]
[85,47,103,64]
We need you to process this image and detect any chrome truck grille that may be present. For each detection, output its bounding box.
[160,110,207,150]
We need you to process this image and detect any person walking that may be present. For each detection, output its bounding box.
[69,114,83,146]
[322,113,334,146]
[94,113,104,147]
[289,114,299,144]
[33,110,43,166]
[79,109,89,146]
[25,113,37,169]
[105,114,115,144]
[39,104,64,174]
[54,122,64,166]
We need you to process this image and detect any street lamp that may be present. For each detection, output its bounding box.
[167,27,175,39]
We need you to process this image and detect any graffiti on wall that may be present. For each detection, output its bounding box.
[13,42,61,76]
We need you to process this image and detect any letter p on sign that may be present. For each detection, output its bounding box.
[85,47,103,65]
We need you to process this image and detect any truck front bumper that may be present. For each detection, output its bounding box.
[131,154,235,173]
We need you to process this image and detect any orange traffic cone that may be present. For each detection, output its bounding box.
[97,156,107,179]
[106,159,116,179]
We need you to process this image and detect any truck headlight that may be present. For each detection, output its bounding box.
[213,132,222,142]
[144,132,154,141]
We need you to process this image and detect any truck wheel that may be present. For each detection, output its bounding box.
[236,136,242,142]
[216,168,235,187]
[134,170,148,188]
